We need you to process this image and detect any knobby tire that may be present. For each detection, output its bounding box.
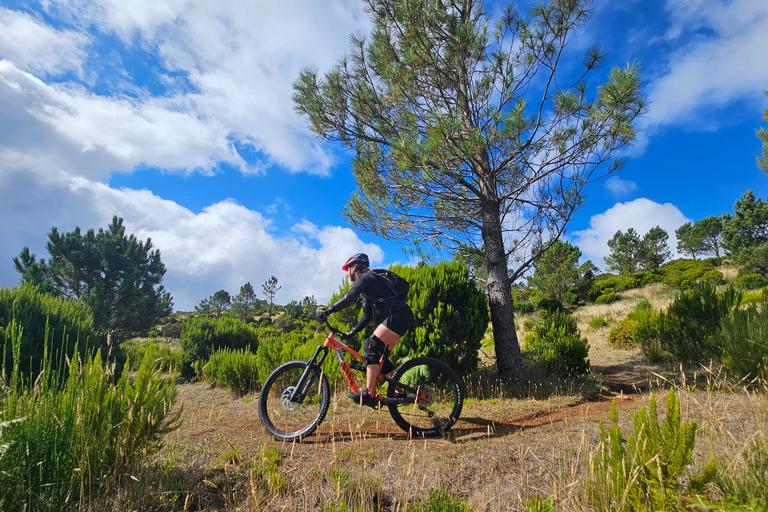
[387,356,463,437]
[258,360,330,441]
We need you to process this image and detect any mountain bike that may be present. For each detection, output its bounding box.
[258,318,463,441]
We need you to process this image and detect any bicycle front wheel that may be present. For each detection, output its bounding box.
[258,360,330,441]
[387,356,463,438]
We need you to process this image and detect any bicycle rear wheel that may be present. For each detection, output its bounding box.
[387,356,463,437]
[258,360,330,441]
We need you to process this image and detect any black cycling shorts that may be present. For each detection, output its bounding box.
[382,305,414,336]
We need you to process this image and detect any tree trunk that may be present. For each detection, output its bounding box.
[481,205,525,383]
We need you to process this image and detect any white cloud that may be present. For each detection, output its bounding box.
[571,198,690,268]
[30,0,369,175]
[0,169,384,311]
[643,0,768,129]
[0,61,245,179]
[605,176,638,197]
[0,7,88,76]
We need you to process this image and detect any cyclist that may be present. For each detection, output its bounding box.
[316,253,414,407]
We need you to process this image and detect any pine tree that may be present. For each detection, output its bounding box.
[293,0,647,381]
[210,290,231,317]
[262,275,281,318]
[641,226,671,272]
[14,216,171,340]
[231,282,259,321]
[722,190,768,276]
[605,228,643,276]
[527,240,595,304]
[675,222,706,260]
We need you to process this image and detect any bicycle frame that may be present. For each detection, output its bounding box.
[288,321,419,405]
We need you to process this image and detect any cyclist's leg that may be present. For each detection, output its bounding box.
[366,324,402,395]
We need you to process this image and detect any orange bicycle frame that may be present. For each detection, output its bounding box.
[323,332,365,393]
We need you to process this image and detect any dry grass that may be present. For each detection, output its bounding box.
[121,372,766,512]
[103,279,766,511]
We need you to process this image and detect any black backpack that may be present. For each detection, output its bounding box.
[368,269,409,302]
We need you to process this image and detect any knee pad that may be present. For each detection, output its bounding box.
[363,335,386,365]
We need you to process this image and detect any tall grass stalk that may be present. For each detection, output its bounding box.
[0,320,181,511]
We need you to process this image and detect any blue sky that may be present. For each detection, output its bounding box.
[1,0,767,311]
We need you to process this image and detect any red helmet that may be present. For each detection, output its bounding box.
[342,253,369,271]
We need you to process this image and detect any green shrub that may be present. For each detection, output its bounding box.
[515,300,535,314]
[743,287,768,304]
[607,319,635,349]
[589,274,621,301]
[710,296,768,381]
[710,434,768,506]
[634,271,664,287]
[0,284,102,380]
[659,284,740,363]
[406,489,473,512]
[595,292,619,305]
[0,322,180,511]
[660,258,722,289]
[618,275,640,290]
[534,296,561,313]
[628,309,665,362]
[123,340,185,372]
[634,299,653,311]
[588,388,697,512]
[588,315,614,330]
[202,348,260,396]
[523,312,590,377]
[179,315,259,370]
[734,273,768,290]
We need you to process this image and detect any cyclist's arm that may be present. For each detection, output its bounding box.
[348,297,373,335]
[326,277,366,314]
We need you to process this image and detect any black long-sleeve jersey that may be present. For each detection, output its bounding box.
[327,270,407,334]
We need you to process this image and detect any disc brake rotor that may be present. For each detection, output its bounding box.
[279,386,299,411]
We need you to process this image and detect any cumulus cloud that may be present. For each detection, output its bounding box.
[643,0,768,129]
[604,176,638,197]
[0,61,245,179]
[571,198,690,268]
[0,169,384,311]
[0,7,88,76]
[28,0,369,175]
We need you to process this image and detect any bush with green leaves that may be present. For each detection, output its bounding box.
[587,315,615,330]
[523,312,590,377]
[734,273,768,290]
[659,284,740,363]
[710,291,768,381]
[628,309,665,362]
[123,340,186,372]
[595,292,619,305]
[202,348,260,396]
[660,258,723,289]
[534,296,561,313]
[607,318,636,349]
[588,388,697,512]
[1,284,102,379]
[0,322,180,511]
[514,299,535,314]
[742,287,768,304]
[255,328,345,385]
[179,315,259,370]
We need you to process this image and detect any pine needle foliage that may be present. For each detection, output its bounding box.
[0,284,102,380]
[202,347,260,396]
[0,321,180,511]
[589,388,697,512]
